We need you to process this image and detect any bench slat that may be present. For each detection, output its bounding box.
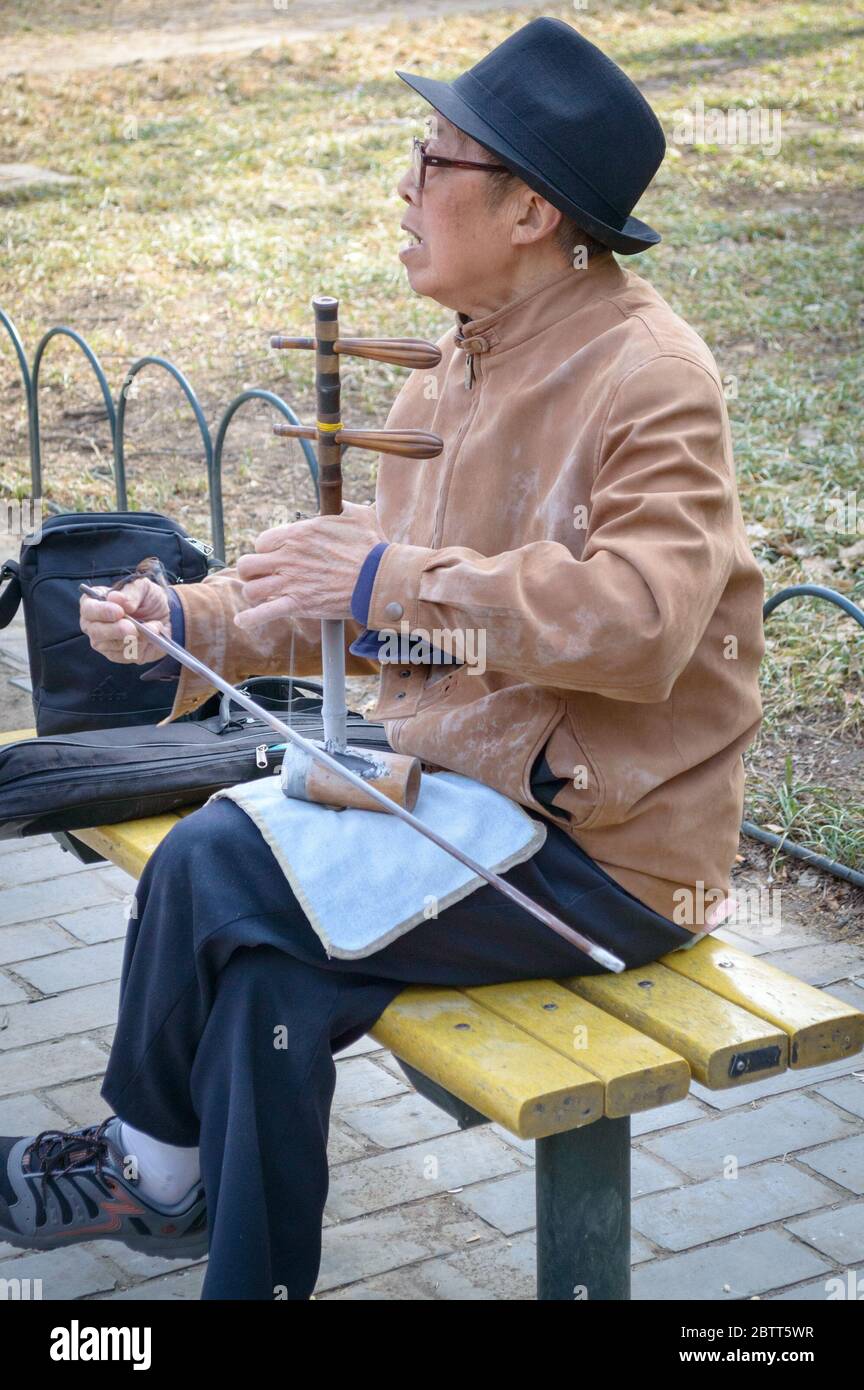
[566,962,788,1089]
[463,980,690,1118]
[369,986,605,1139]
[73,817,183,881]
[664,937,864,1068]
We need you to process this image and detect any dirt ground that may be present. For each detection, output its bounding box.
[0,0,525,75]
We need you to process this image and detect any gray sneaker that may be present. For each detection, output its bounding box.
[0,1116,208,1260]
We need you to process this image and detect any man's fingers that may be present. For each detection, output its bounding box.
[80,593,126,625]
[239,574,290,606]
[235,550,285,581]
[234,596,296,629]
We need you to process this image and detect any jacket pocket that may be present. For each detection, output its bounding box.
[521,703,606,830]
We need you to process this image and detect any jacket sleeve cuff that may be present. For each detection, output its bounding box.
[350,542,388,624]
[138,587,185,682]
[366,542,438,632]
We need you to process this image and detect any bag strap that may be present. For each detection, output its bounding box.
[216,676,326,733]
[0,561,22,630]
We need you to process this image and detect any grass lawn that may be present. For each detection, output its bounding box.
[0,0,862,878]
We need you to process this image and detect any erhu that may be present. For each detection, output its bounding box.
[270,295,444,815]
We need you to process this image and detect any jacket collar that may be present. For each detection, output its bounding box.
[454,251,626,357]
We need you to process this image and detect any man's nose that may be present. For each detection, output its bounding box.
[396,165,418,204]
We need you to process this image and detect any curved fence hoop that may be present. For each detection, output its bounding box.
[117,356,214,533]
[212,388,320,561]
[0,309,36,492]
[763,582,864,632]
[744,583,864,888]
[31,326,117,501]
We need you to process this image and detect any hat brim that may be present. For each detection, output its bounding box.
[396,69,661,255]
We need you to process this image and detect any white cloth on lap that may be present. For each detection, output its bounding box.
[206,769,547,960]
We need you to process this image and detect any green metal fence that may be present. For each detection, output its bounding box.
[0,307,319,561]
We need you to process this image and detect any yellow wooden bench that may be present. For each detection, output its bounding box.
[4,726,864,1299]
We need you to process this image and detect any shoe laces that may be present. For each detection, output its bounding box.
[24,1117,117,1190]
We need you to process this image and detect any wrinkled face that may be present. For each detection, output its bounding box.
[396,111,517,312]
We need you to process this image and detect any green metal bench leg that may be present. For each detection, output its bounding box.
[535,1115,631,1301]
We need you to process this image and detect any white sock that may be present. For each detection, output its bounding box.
[118,1120,201,1206]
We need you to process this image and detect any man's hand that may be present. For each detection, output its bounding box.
[79,577,172,664]
[234,499,385,630]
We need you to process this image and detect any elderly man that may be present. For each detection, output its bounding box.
[0,18,764,1299]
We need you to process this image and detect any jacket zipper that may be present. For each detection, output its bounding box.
[432,351,484,548]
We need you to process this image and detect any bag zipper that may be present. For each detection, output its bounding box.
[1,741,284,792]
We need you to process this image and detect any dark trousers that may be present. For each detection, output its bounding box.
[100,797,691,1300]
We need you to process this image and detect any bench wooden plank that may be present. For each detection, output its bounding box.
[665,936,864,1068]
[566,962,788,1089]
[72,816,183,880]
[463,980,690,1118]
[369,986,605,1139]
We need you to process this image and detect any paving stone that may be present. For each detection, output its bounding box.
[0,872,123,928]
[490,1123,533,1159]
[0,835,55,856]
[98,864,137,893]
[630,1096,706,1136]
[631,1232,655,1265]
[719,918,821,954]
[452,1168,535,1235]
[44,1077,111,1128]
[785,1201,864,1265]
[339,1090,460,1149]
[692,1051,864,1110]
[333,1055,409,1109]
[0,920,75,965]
[86,1240,207,1283]
[321,1230,537,1300]
[0,981,119,1050]
[0,1246,118,1300]
[822,979,864,1013]
[327,1116,373,1167]
[632,1148,683,1195]
[768,1269,863,1301]
[0,1091,70,1135]
[317,1193,487,1291]
[797,1134,864,1194]
[325,1128,524,1221]
[333,1033,381,1059]
[0,972,28,1006]
[97,1264,206,1300]
[0,1036,109,1097]
[54,902,131,945]
[0,845,100,888]
[631,1161,837,1251]
[641,1093,860,1180]
[759,942,864,987]
[632,1229,831,1301]
[13,940,125,995]
[815,1076,864,1121]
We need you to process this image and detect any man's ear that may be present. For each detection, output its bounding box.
[511,189,563,246]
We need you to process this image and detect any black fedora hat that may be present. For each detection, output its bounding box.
[396,16,665,254]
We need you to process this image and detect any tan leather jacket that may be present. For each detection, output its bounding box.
[161,251,765,931]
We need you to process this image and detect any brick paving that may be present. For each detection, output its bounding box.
[0,609,862,1301]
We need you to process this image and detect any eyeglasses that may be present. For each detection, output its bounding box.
[411,136,508,191]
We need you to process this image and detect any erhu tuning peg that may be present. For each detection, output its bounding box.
[270,334,441,371]
[272,422,443,459]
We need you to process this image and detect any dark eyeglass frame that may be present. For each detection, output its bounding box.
[411,136,508,191]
